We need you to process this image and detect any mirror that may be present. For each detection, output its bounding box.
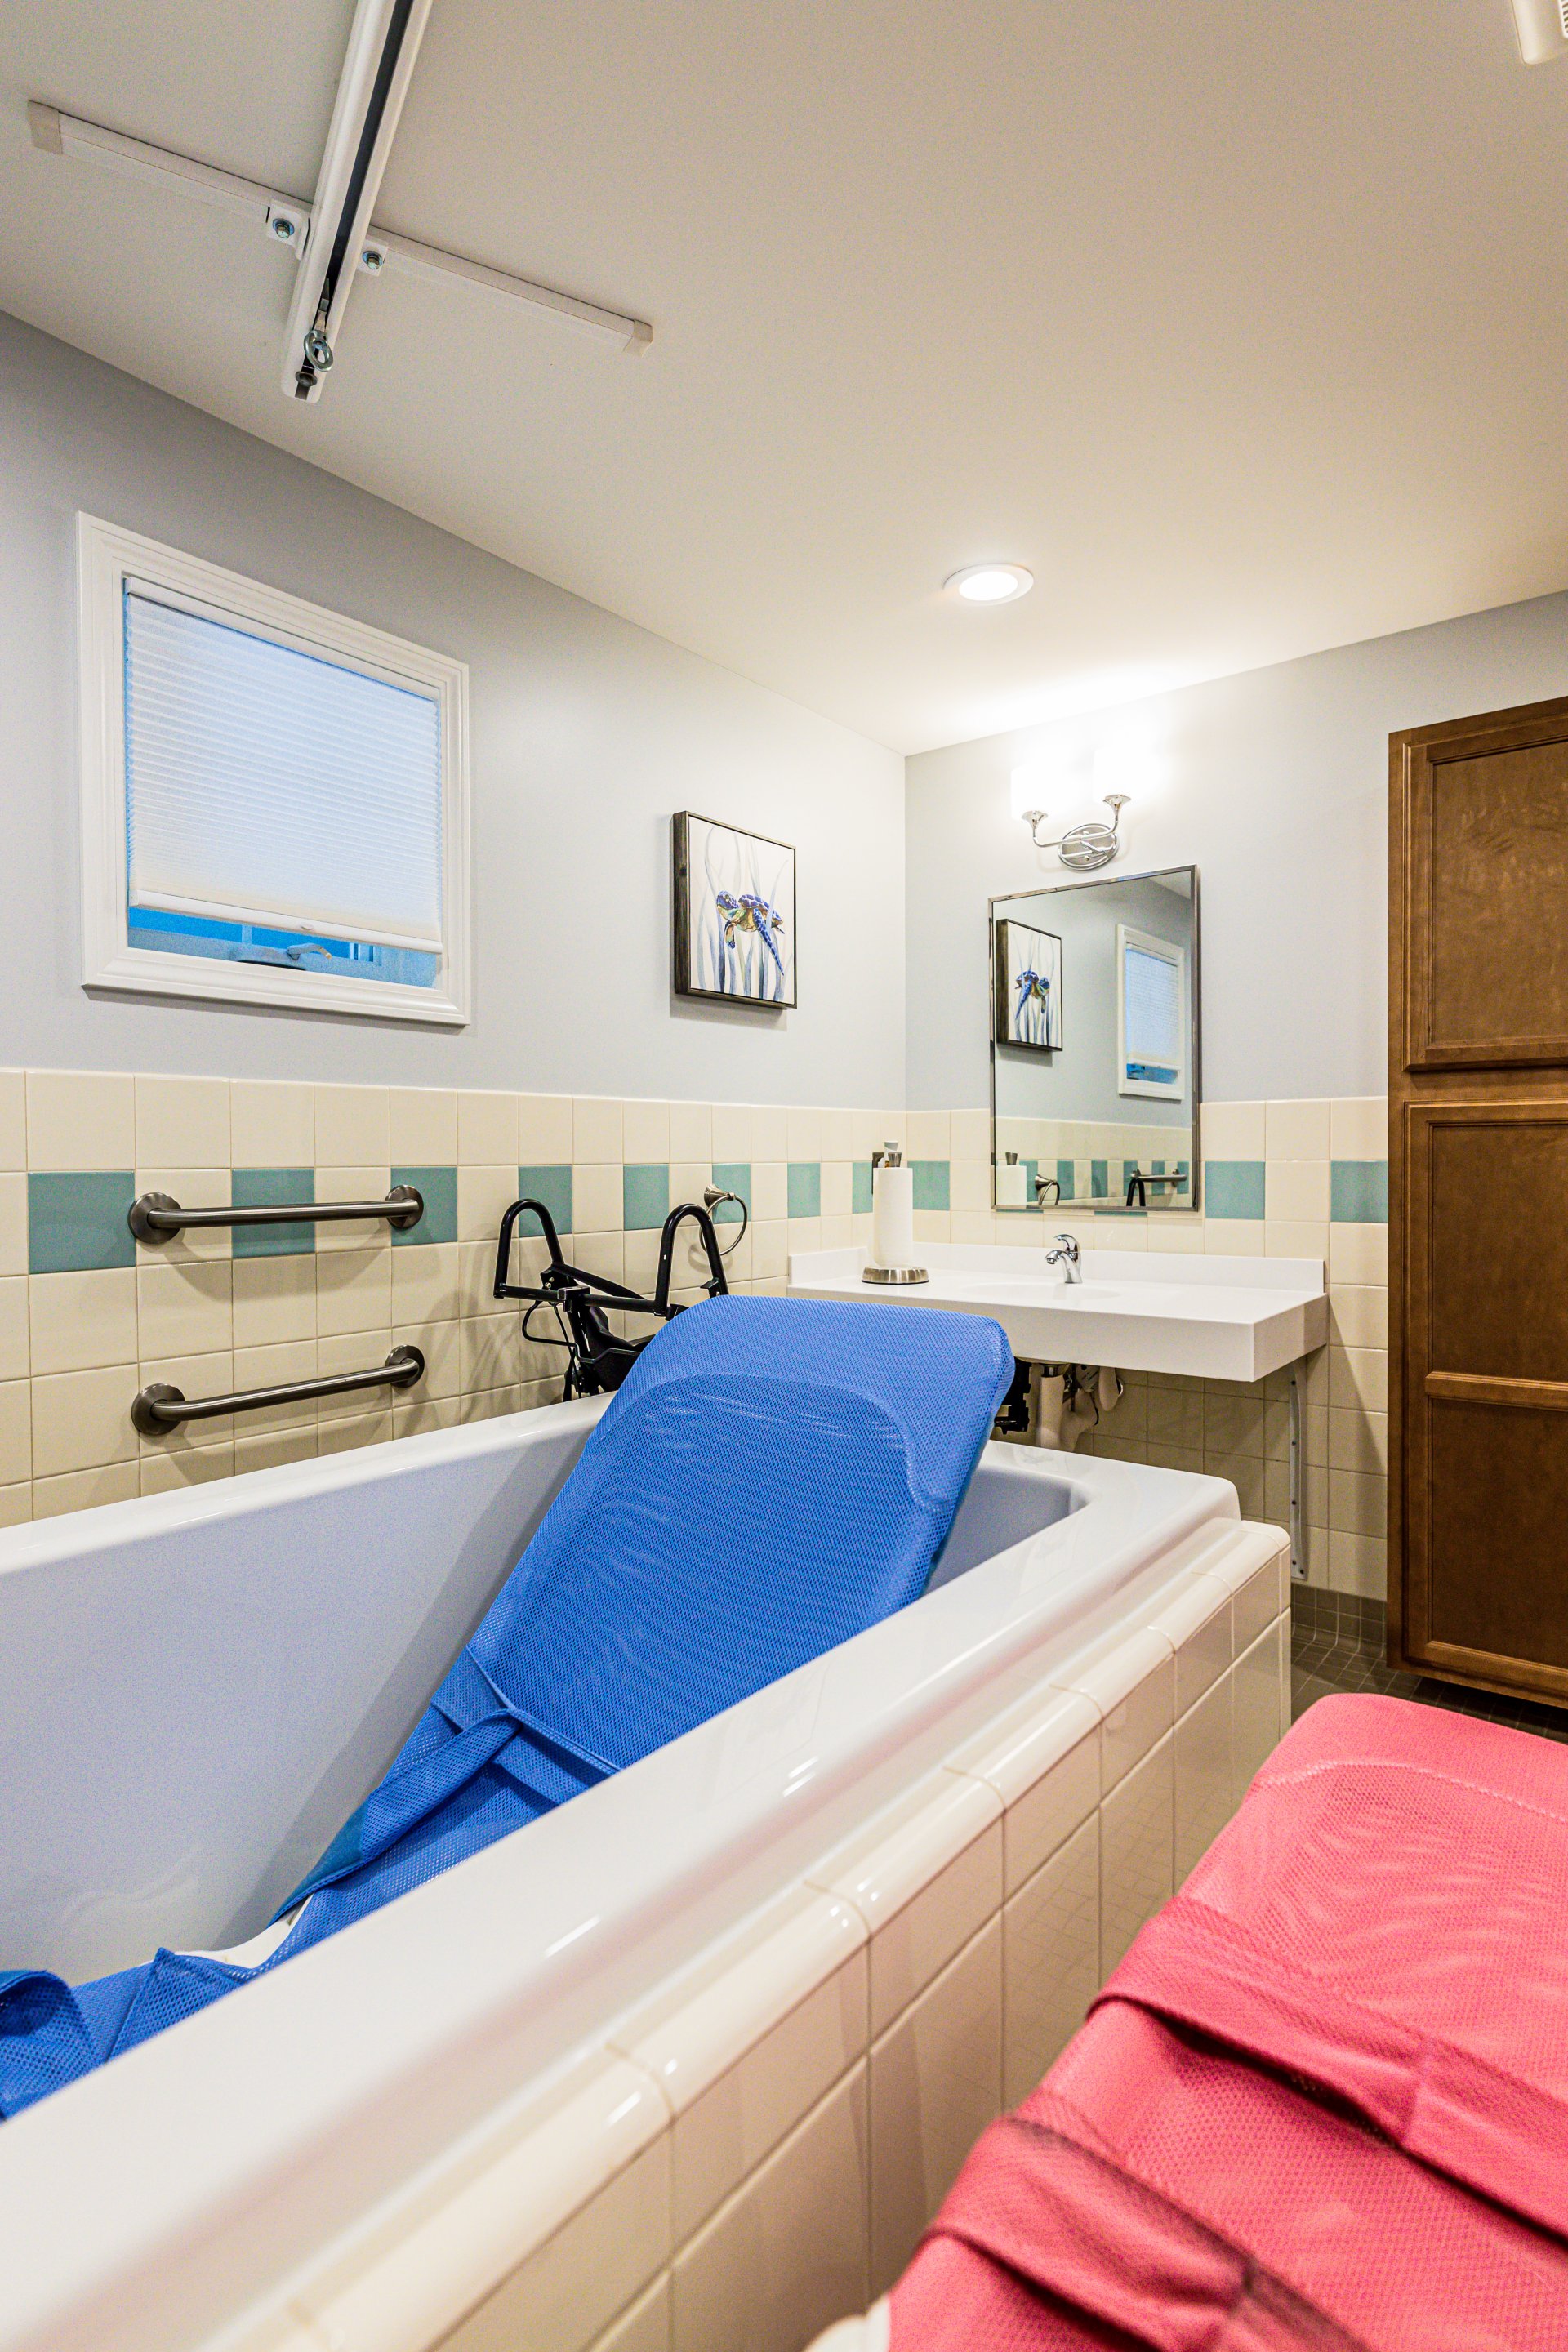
[990,865,1200,1214]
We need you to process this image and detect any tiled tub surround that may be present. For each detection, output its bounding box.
[0,1076,1385,1594]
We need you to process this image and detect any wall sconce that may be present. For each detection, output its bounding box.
[1010,773,1131,871]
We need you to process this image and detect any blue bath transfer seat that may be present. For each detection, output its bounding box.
[0,1294,1011,2119]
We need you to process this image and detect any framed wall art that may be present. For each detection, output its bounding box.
[993,915,1063,1050]
[672,812,796,1008]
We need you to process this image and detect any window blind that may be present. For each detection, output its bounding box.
[1123,939,1181,1076]
[124,588,443,950]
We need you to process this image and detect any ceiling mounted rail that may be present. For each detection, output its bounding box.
[27,88,652,394]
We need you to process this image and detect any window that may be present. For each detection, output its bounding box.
[78,514,469,1024]
[1117,923,1186,1098]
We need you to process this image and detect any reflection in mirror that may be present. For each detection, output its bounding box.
[990,866,1199,1214]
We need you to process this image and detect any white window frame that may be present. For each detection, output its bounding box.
[1116,922,1187,1100]
[78,513,470,1027]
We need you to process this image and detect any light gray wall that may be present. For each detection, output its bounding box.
[0,313,904,1106]
[995,873,1194,1129]
[907,595,1568,1108]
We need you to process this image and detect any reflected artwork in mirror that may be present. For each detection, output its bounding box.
[990,866,1199,1214]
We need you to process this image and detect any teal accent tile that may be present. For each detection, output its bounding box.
[391,1165,456,1246]
[911,1160,950,1212]
[28,1171,136,1273]
[710,1162,751,1225]
[1090,1159,1108,1200]
[516,1165,573,1236]
[852,1161,874,1215]
[787,1161,822,1218]
[1174,1160,1191,1198]
[232,1169,314,1258]
[1204,1160,1266,1220]
[1055,1157,1075,1202]
[1330,1160,1388,1223]
[624,1163,671,1232]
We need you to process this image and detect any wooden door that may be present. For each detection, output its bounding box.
[1391,694,1568,1703]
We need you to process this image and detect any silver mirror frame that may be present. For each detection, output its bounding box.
[987,863,1201,1217]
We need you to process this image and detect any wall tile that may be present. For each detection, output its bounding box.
[947,1686,1099,1897]
[1002,1814,1099,2104]
[231,1169,315,1259]
[673,2069,867,2352]
[1232,1622,1287,1799]
[0,1379,31,1483]
[141,1442,235,1496]
[868,1921,1001,2296]
[911,1161,951,1213]
[33,1462,139,1517]
[1201,1102,1265,1160]
[32,1364,136,1477]
[391,1165,457,1247]
[1174,1677,1233,1882]
[710,1105,753,1162]
[0,1479,31,1528]
[813,1772,1002,2038]
[1328,1221,1387,1285]
[458,1090,519,1167]
[458,1164,520,1245]
[27,1173,136,1274]
[135,1076,229,1168]
[575,1098,624,1164]
[314,1085,390,1165]
[786,1163,822,1220]
[390,1087,457,1165]
[231,1340,319,1435]
[820,1160,853,1218]
[138,1258,234,1360]
[1266,1160,1329,1222]
[27,1070,135,1169]
[132,1167,232,1263]
[316,1250,393,1339]
[233,1254,318,1347]
[620,1099,671,1163]
[625,1165,672,1232]
[1100,1735,1174,1972]
[0,1278,27,1383]
[669,1102,712,1163]
[29,1268,138,1377]
[230,1081,314,1167]
[0,1174,24,1280]
[708,1164,750,1225]
[1205,1217,1265,1255]
[515,1166,574,1240]
[590,2278,670,2352]
[1330,1160,1388,1223]
[1264,1099,1329,1160]
[1202,1161,1266,1221]
[575,1163,624,1236]
[1328,1530,1387,1598]
[516,1094,575,1164]
[1330,1098,1386,1160]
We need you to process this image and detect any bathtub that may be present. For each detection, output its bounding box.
[0,1399,1288,2352]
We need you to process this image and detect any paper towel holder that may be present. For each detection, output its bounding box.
[862,1143,929,1286]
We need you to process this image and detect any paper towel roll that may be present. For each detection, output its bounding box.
[871,1161,916,1267]
[995,1157,1027,1207]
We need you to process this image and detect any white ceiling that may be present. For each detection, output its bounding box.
[2,2,1568,753]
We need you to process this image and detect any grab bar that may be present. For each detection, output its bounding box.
[131,1344,425,1437]
[129,1185,424,1244]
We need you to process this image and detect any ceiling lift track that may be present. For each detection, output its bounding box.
[27,41,652,400]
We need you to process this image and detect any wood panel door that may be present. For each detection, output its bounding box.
[1392,695,1568,1704]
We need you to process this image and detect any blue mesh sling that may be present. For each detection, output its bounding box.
[0,1296,1011,2117]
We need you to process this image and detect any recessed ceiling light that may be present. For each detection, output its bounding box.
[946,563,1034,604]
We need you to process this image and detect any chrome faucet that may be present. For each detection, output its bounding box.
[1045,1232,1082,1284]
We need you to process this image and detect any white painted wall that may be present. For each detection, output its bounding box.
[906,596,1568,1107]
[0,314,904,1107]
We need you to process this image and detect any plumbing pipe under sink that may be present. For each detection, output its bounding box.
[1033,1362,1122,1450]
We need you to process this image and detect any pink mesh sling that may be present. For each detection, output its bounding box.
[890,1695,1568,2350]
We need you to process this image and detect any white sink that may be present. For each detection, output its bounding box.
[786,1244,1327,1383]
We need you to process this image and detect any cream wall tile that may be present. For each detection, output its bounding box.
[1265,1160,1329,1222]
[394,1317,460,1400]
[137,1259,233,1357]
[820,1161,853,1218]
[394,1392,466,1438]
[459,1091,519,1166]
[0,1481,30,1528]
[1330,1468,1387,1537]
[33,1364,135,1477]
[1206,1218,1265,1256]
[29,1268,138,1376]
[1232,1622,1287,1798]
[618,1099,670,1162]
[947,1686,1099,1896]
[950,1160,991,1215]
[668,1101,712,1162]
[235,1426,318,1473]
[1055,1628,1174,1793]
[1330,1285,1388,1348]
[1329,1530,1387,1598]
[1328,1223,1388,1286]
[135,1076,229,1167]
[319,1408,396,1454]
[393,1239,463,1324]
[0,1277,27,1382]
[1266,1221,1328,1258]
[575,1098,624,1163]
[1201,1102,1265,1159]
[390,1087,458,1163]
[314,1167,394,1252]
[459,1164,522,1244]
[33,1462,140,1517]
[590,2278,670,2352]
[812,1772,1001,2038]
[574,1232,627,1285]
[0,1072,24,1171]
[0,1175,24,1279]
[751,1107,789,1161]
[905,1111,949,1159]
[1265,1099,1329,1159]
[574,1164,624,1236]
[230,1081,314,1167]
[1330,1097,1387,1159]
[750,1222,788,1281]
[751,1163,787,1221]
[1148,1570,1232,1715]
[134,1168,232,1261]
[949,1108,990,1160]
[1330,1345,1388,1413]
[868,1922,1001,2296]
[462,1315,520,1393]
[27,1070,135,1169]
[315,1252,393,1339]
[314,1085,390,1165]
[136,1351,234,1448]
[1002,1814,1098,2105]
[1147,1216,1205,1253]
[233,1255,317,1347]
[709,1105,752,1162]
[673,2069,867,2352]
[1174,1677,1232,1882]
[821,1110,854,1160]
[518,1094,576,1160]
[142,1442,235,1495]
[1094,1218,1147,1250]
[232,1341,319,1433]
[0,1379,31,1482]
[1100,1734,1174,1972]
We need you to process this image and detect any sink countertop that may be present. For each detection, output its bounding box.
[786,1243,1328,1383]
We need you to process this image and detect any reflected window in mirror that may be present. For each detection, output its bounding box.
[989,866,1200,1215]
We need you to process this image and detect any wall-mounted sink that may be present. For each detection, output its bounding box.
[786,1244,1326,1383]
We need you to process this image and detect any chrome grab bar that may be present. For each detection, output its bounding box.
[131,1344,425,1437]
[128,1185,424,1243]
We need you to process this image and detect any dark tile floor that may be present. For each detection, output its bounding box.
[1291,1582,1568,1745]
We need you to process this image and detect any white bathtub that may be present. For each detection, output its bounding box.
[0,1400,1281,2352]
